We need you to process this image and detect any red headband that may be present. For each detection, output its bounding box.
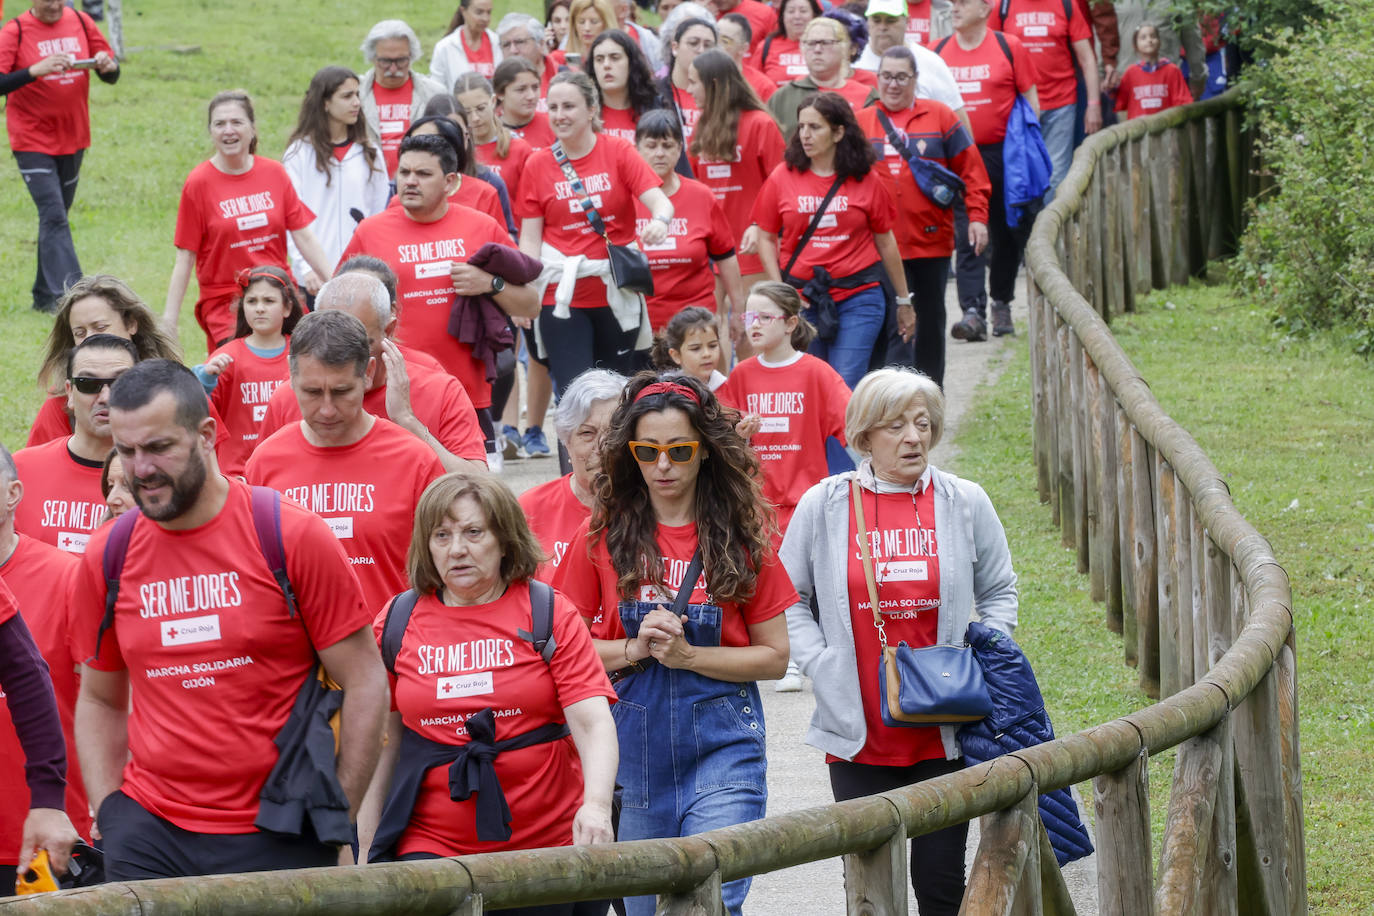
[235,266,287,291]
[634,381,701,405]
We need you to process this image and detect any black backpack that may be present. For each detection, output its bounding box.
[380,580,557,674]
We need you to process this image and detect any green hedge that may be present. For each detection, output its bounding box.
[1233,0,1374,356]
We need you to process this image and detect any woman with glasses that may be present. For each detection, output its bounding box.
[585,30,664,144]
[657,17,717,147]
[854,46,989,387]
[778,366,1019,915]
[456,72,533,208]
[751,91,911,388]
[767,17,876,139]
[554,371,795,916]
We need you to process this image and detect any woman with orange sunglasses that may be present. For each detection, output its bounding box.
[553,370,796,916]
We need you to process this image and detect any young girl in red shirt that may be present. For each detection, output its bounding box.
[1114,23,1194,120]
[650,306,727,391]
[196,266,303,476]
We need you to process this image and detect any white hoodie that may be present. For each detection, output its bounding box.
[282,139,391,284]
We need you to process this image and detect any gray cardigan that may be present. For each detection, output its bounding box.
[778,462,1018,762]
[359,69,447,149]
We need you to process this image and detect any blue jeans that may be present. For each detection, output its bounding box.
[614,600,767,916]
[807,285,887,389]
[1039,103,1077,202]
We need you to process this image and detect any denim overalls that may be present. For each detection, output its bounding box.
[613,598,768,916]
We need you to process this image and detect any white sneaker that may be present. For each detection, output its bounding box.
[775,662,802,693]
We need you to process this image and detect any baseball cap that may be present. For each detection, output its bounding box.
[865,0,905,18]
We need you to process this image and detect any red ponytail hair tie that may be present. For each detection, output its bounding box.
[634,381,701,405]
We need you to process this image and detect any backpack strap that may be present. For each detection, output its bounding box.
[761,34,775,67]
[249,486,297,617]
[999,0,1010,20]
[93,508,143,661]
[994,30,1014,68]
[521,580,557,664]
[381,589,421,675]
[934,36,951,55]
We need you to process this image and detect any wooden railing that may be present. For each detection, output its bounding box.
[1,87,1302,916]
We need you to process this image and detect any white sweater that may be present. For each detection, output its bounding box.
[430,28,504,92]
[281,139,390,283]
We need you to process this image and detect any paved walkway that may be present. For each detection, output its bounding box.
[499,282,1099,913]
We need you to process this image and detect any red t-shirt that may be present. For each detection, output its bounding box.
[11,437,104,554]
[989,0,1089,112]
[936,31,1038,145]
[1115,60,1193,119]
[257,355,488,465]
[0,537,91,862]
[752,165,896,298]
[71,478,372,833]
[600,105,640,145]
[339,202,512,408]
[373,78,415,176]
[855,101,991,259]
[518,474,591,582]
[906,0,935,46]
[514,134,662,309]
[689,109,785,277]
[463,31,497,79]
[760,36,807,85]
[475,135,534,205]
[670,85,701,145]
[554,520,797,646]
[505,112,556,150]
[731,0,778,56]
[636,177,736,330]
[742,64,778,102]
[845,484,944,766]
[716,353,850,532]
[0,7,112,155]
[207,338,291,477]
[173,157,315,346]
[246,418,445,612]
[384,175,508,236]
[376,584,616,856]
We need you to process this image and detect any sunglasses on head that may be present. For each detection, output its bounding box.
[69,375,120,395]
[628,441,700,464]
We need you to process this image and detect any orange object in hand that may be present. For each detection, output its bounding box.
[15,849,60,895]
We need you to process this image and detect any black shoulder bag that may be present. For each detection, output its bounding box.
[551,140,655,295]
[781,174,847,341]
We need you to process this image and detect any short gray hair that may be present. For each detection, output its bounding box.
[362,20,423,65]
[553,369,628,446]
[289,311,372,378]
[497,12,545,46]
[845,367,945,455]
[0,442,16,484]
[660,2,717,47]
[317,272,391,329]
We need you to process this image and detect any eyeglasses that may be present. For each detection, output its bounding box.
[69,375,121,395]
[628,441,700,464]
[375,56,411,69]
[500,36,533,50]
[743,311,786,326]
[878,72,915,84]
[801,39,841,50]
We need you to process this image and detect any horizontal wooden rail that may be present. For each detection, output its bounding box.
[1,87,1302,916]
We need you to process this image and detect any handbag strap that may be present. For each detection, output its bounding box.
[551,141,609,240]
[670,547,705,616]
[782,173,847,278]
[875,109,912,162]
[851,477,888,649]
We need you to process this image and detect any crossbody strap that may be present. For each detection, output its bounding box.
[551,141,609,239]
[783,174,847,278]
[671,547,705,615]
[875,109,912,161]
[851,478,887,649]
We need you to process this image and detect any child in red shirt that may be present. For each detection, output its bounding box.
[650,307,728,391]
[1114,23,1194,120]
[196,266,303,477]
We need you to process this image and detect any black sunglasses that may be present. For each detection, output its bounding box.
[69,375,120,395]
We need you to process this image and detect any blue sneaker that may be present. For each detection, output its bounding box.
[500,425,526,461]
[522,426,551,458]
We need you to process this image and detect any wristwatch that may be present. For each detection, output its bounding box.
[489,276,506,294]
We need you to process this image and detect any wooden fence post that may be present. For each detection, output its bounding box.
[1096,374,1122,622]
[1030,282,1052,504]
[656,872,724,916]
[1131,433,1159,694]
[1156,716,1228,915]
[1056,320,1075,542]
[1277,629,1308,916]
[1085,355,1106,602]
[843,829,909,916]
[963,790,1041,916]
[1095,747,1154,916]
[1069,335,1090,571]
[1172,485,1195,691]
[1153,454,1178,698]
[1115,405,1137,643]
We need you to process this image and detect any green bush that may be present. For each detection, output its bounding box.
[1233,0,1374,356]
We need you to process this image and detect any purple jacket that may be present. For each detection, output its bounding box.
[447,243,543,383]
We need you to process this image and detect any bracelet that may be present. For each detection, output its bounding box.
[624,637,643,671]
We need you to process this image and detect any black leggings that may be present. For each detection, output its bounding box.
[902,257,952,388]
[538,305,639,397]
[829,757,968,915]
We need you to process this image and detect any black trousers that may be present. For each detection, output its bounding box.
[951,142,1030,317]
[538,304,639,398]
[900,257,952,388]
[14,149,85,309]
[98,790,337,881]
[829,757,969,916]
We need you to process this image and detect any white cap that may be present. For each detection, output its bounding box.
[865,0,906,18]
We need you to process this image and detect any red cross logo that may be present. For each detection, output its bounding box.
[166,627,178,640]
[442,682,454,694]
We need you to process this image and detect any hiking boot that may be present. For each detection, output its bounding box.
[522,426,551,458]
[501,425,526,461]
[991,301,1015,336]
[951,308,988,342]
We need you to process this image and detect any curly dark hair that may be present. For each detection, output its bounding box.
[586,30,664,119]
[591,371,775,604]
[782,91,875,181]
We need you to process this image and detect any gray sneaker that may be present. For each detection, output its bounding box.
[951,308,988,342]
[991,301,1015,336]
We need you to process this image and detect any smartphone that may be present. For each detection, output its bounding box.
[70,58,99,70]
[565,52,582,68]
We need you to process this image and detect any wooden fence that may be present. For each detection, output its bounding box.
[1,87,1302,916]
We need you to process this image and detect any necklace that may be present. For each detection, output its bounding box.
[870,486,924,588]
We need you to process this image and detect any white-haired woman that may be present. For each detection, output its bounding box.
[359,19,446,176]
[778,366,1018,916]
[518,369,628,579]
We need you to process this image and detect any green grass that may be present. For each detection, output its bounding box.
[952,272,1373,913]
